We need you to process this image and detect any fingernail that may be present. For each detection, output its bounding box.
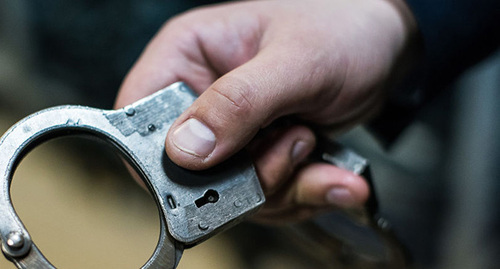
[326,188,355,207]
[291,140,310,165]
[171,118,216,158]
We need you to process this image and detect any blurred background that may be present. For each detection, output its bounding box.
[0,0,499,268]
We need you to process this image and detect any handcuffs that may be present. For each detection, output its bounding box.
[0,82,407,268]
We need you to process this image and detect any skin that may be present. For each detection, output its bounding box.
[115,0,418,224]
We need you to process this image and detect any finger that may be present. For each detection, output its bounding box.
[292,163,370,208]
[115,2,267,109]
[114,16,219,109]
[164,45,338,170]
[249,125,316,195]
[254,163,370,224]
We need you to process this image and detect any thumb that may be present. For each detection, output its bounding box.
[165,51,321,170]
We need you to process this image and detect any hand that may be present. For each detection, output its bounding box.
[115,0,418,223]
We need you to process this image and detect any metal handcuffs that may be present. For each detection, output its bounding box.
[0,82,406,268]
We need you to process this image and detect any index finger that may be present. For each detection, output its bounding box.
[114,19,218,109]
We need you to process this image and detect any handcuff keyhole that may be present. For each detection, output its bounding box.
[195,189,219,208]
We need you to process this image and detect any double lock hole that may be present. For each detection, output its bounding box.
[195,189,219,208]
[167,189,219,209]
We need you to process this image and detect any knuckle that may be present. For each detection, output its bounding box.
[161,10,207,47]
[210,78,257,120]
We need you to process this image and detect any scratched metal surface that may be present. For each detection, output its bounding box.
[0,113,246,269]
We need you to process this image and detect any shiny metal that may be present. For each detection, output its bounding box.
[290,137,408,268]
[0,82,265,268]
[0,81,406,268]
[6,232,24,249]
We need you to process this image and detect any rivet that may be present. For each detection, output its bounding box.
[148,124,156,132]
[198,222,209,231]
[6,232,24,249]
[125,107,136,116]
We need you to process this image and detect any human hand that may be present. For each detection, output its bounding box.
[115,0,417,224]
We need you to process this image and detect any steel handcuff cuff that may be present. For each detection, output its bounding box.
[0,82,406,268]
